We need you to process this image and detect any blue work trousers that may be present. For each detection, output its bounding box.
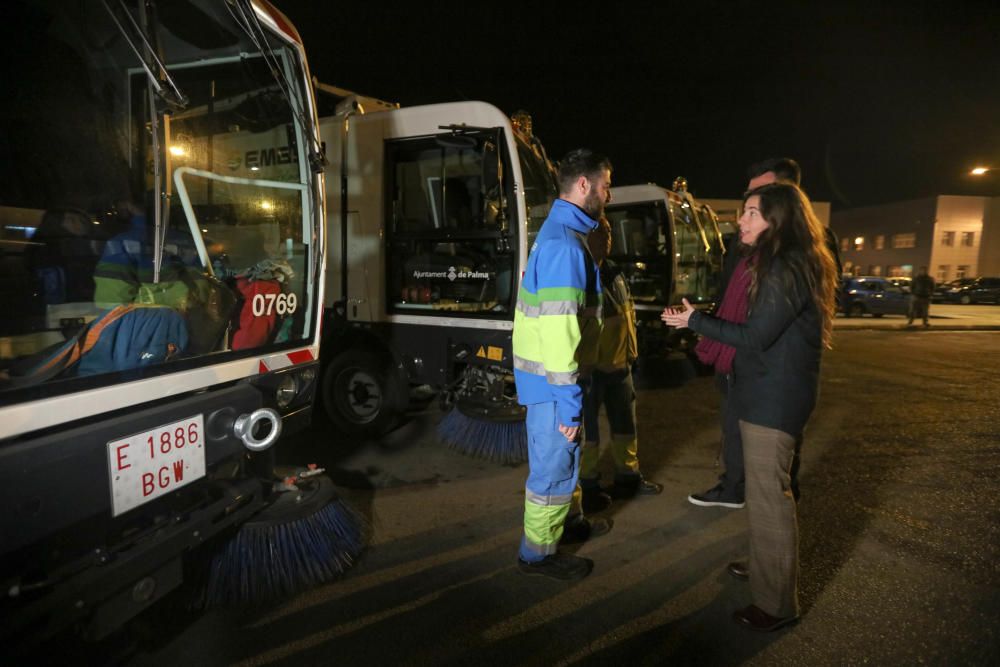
[519,401,580,562]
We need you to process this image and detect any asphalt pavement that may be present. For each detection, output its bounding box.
[127,327,1000,667]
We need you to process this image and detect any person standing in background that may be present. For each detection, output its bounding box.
[578,215,663,514]
[909,266,935,327]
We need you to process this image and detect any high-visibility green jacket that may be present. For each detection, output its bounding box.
[592,260,638,373]
[513,199,601,426]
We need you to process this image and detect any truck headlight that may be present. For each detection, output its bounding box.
[276,375,298,408]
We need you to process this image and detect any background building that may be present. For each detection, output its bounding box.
[831,195,1000,281]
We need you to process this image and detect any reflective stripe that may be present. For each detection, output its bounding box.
[513,355,545,375]
[539,300,580,316]
[514,355,578,385]
[517,298,592,318]
[516,297,541,318]
[521,534,560,558]
[526,489,574,506]
[546,369,577,385]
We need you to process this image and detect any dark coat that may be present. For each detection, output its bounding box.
[689,255,822,436]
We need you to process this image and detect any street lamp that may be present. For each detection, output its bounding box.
[970,166,992,176]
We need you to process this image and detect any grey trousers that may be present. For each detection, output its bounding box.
[740,420,800,618]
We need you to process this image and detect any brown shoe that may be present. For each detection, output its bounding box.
[727,561,749,581]
[732,605,798,632]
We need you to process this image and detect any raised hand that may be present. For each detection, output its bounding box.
[661,298,695,329]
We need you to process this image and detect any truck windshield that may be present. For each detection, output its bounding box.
[385,130,520,316]
[0,0,316,401]
[605,201,672,303]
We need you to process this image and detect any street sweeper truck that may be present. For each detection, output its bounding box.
[604,180,726,365]
[315,89,559,456]
[0,0,362,649]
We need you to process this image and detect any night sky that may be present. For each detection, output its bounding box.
[278,0,999,210]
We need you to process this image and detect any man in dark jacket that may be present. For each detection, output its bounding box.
[908,266,935,327]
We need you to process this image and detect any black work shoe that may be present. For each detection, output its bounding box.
[687,484,745,509]
[727,561,749,581]
[581,489,613,514]
[611,477,664,499]
[517,553,593,581]
[560,516,613,545]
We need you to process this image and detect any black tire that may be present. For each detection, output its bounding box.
[848,303,865,317]
[960,294,972,305]
[872,313,884,318]
[320,349,401,437]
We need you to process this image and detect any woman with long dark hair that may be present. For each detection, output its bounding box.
[662,181,837,630]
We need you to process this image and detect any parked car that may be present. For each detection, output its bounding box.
[884,276,912,292]
[944,276,1000,304]
[932,277,974,302]
[840,276,911,317]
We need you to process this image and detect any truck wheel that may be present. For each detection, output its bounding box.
[320,350,400,437]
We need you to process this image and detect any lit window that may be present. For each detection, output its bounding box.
[937,265,949,281]
[870,265,883,276]
[892,233,916,249]
[961,231,975,247]
[956,265,968,279]
[854,236,864,251]
[874,234,885,250]
[941,231,955,247]
[840,237,849,252]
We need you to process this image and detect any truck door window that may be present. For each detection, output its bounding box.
[605,202,671,303]
[385,133,516,316]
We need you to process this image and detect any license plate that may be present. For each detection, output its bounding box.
[107,414,206,517]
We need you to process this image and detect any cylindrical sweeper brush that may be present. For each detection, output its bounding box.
[436,365,528,464]
[201,465,368,606]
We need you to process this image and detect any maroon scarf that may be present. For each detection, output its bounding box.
[695,256,752,373]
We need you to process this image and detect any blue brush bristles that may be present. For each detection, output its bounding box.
[203,494,367,606]
[438,408,528,464]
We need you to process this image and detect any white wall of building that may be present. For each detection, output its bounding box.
[981,198,1000,276]
[928,196,987,281]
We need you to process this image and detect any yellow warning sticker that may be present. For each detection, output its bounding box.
[487,346,504,361]
[476,346,487,358]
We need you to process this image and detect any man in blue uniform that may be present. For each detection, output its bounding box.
[512,148,613,581]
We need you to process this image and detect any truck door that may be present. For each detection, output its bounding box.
[384,131,518,318]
